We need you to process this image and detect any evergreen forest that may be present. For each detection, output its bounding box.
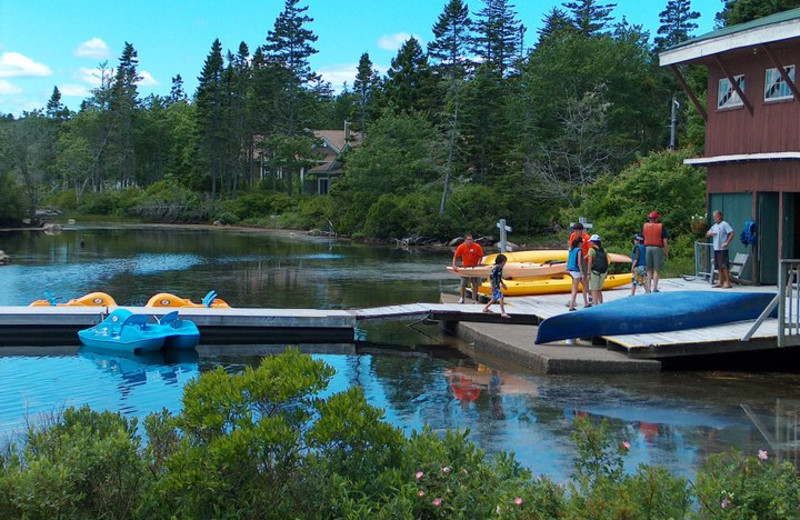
[1,0,798,256]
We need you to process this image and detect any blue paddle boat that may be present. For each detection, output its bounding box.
[77,309,201,354]
[535,291,777,344]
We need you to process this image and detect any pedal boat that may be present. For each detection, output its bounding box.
[29,291,117,307]
[145,290,230,308]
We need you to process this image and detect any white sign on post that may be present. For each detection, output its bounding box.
[497,219,512,252]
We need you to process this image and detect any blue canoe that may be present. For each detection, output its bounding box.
[77,309,200,354]
[535,291,777,344]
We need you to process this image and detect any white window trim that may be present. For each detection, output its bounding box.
[718,74,745,109]
[764,64,795,102]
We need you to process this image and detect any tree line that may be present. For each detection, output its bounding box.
[1,0,796,249]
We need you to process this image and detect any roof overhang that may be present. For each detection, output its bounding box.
[685,152,800,166]
[660,19,800,66]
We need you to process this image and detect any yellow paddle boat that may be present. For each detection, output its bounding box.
[29,291,117,307]
[145,290,231,309]
[478,273,633,297]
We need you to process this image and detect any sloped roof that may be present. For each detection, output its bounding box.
[660,7,800,66]
[314,129,361,153]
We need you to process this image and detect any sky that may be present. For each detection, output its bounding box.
[0,0,725,116]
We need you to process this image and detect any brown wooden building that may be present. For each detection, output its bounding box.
[660,8,800,283]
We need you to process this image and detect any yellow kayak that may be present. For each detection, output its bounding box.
[478,273,633,297]
[483,249,631,265]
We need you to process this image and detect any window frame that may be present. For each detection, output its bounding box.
[717,74,746,110]
[764,65,796,102]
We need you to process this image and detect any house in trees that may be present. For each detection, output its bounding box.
[660,8,800,284]
[301,122,360,195]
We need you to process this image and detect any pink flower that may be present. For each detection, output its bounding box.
[721,499,730,509]
[514,497,523,506]
[622,441,631,450]
[418,490,425,497]
[433,498,442,507]
[758,450,769,461]
[415,471,424,480]
[496,505,501,514]
[442,466,452,474]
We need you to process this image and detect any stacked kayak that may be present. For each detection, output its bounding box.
[535,291,778,344]
[78,309,200,355]
[447,262,566,279]
[471,249,632,297]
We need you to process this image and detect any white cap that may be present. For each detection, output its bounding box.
[589,234,601,242]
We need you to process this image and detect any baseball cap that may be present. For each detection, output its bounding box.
[633,233,644,241]
[648,211,660,219]
[589,234,601,242]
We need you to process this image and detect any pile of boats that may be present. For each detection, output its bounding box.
[28,290,230,308]
[447,249,633,297]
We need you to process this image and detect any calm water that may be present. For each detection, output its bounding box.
[1,226,799,481]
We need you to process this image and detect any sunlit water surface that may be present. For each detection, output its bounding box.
[1,226,798,482]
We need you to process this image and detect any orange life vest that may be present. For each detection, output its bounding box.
[643,222,664,247]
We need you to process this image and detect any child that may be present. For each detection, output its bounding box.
[567,237,590,311]
[586,234,608,305]
[630,233,648,296]
[482,254,510,318]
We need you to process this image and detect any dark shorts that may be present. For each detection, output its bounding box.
[714,249,730,269]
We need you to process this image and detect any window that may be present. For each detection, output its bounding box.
[318,177,329,195]
[764,65,795,101]
[718,75,745,109]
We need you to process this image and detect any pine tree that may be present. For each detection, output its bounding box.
[472,0,524,77]
[45,86,69,121]
[384,37,435,114]
[537,7,575,45]
[195,38,225,200]
[715,0,800,27]
[108,42,141,184]
[353,52,379,133]
[169,74,188,103]
[263,0,320,194]
[563,0,617,36]
[655,0,700,51]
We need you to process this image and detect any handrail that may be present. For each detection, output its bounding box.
[778,260,800,347]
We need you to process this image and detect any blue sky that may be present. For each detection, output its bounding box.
[0,0,723,115]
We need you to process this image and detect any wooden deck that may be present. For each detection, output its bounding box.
[496,278,782,359]
[0,279,785,359]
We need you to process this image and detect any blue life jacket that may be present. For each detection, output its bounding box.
[740,220,756,246]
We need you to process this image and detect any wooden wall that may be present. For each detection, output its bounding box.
[707,162,800,192]
[706,44,800,157]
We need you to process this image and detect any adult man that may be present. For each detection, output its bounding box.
[642,211,668,293]
[452,234,485,304]
[706,210,735,288]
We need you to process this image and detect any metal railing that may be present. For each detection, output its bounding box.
[778,260,800,347]
[694,241,714,283]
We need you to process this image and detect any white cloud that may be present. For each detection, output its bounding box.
[0,52,52,78]
[60,83,90,97]
[377,32,424,51]
[76,66,106,86]
[0,79,22,95]
[137,70,158,87]
[318,63,357,90]
[74,37,111,59]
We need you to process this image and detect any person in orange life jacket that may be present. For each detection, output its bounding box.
[586,234,608,305]
[567,236,590,311]
[568,222,592,302]
[706,209,735,288]
[452,234,485,304]
[642,211,668,293]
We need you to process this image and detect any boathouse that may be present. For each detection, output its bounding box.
[660,8,800,284]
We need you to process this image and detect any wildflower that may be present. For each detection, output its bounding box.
[514,497,523,506]
[496,505,501,514]
[442,466,452,474]
[415,470,424,480]
[622,441,631,450]
[758,449,769,461]
[418,490,425,497]
[721,499,730,509]
[433,498,442,507]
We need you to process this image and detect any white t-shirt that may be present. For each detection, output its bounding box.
[709,220,734,251]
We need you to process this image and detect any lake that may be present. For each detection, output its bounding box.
[0,225,798,481]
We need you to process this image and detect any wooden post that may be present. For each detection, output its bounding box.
[713,55,753,114]
[497,219,512,252]
[669,65,708,122]
[761,44,800,100]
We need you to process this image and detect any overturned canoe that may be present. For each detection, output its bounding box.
[535,290,778,344]
[447,262,566,279]
[479,273,633,297]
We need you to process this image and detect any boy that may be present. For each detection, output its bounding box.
[482,254,510,318]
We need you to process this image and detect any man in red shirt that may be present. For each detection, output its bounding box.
[452,234,485,304]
